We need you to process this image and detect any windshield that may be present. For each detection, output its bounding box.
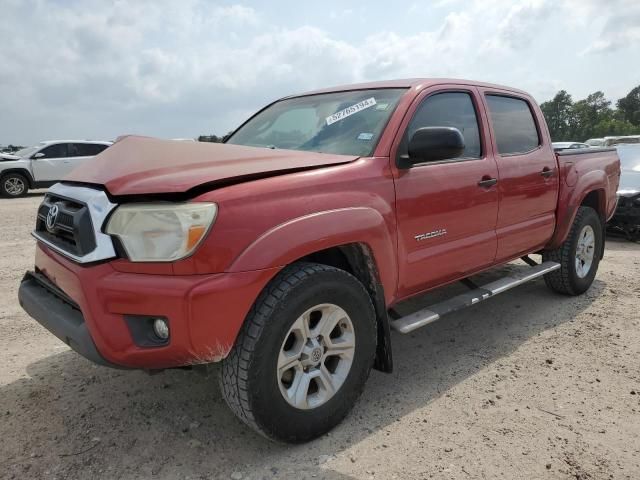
[14,144,43,158]
[227,88,407,156]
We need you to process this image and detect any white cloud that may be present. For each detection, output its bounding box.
[0,0,638,144]
[583,11,640,54]
[481,0,552,52]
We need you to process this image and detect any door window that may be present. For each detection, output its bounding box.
[406,92,482,159]
[67,143,81,157]
[485,95,540,155]
[72,143,109,156]
[38,143,68,159]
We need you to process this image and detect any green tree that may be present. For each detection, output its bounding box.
[591,118,637,137]
[540,90,573,141]
[617,85,640,126]
[541,86,640,141]
[568,91,614,140]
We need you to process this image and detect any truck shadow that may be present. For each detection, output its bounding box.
[0,265,605,480]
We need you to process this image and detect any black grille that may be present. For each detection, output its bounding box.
[35,193,97,257]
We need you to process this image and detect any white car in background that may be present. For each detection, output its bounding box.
[602,135,640,147]
[585,138,605,147]
[0,140,111,197]
[552,141,591,151]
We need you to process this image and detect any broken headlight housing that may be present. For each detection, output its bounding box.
[106,203,217,262]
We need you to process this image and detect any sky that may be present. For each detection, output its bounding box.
[1,0,639,145]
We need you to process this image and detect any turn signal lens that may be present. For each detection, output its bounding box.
[187,225,208,251]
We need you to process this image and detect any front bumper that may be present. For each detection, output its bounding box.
[610,195,640,223]
[608,194,640,238]
[19,271,119,368]
[19,243,280,369]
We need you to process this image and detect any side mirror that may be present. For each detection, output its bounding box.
[403,127,465,167]
[32,152,45,159]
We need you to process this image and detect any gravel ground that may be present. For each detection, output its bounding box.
[1,192,639,480]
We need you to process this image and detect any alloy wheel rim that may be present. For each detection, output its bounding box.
[277,303,355,410]
[4,178,24,196]
[575,225,595,278]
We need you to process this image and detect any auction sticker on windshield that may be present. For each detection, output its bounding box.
[326,97,376,126]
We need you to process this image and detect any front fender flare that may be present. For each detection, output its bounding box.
[228,207,397,304]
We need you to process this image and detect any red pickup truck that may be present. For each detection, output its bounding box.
[19,79,620,442]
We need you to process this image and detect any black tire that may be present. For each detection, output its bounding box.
[1,173,29,197]
[543,206,602,295]
[220,262,377,443]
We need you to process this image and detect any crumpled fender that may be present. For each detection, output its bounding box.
[228,207,397,303]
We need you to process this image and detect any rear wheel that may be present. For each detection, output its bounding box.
[543,206,602,295]
[220,262,377,443]
[1,173,29,197]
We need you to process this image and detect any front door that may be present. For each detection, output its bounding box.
[31,143,74,181]
[392,87,500,298]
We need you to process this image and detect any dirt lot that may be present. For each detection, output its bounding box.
[1,192,639,480]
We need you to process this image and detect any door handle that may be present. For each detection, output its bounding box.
[477,177,498,188]
[541,167,554,178]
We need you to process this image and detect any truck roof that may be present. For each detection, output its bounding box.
[290,78,530,98]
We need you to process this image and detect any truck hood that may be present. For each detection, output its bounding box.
[0,153,20,161]
[65,136,359,196]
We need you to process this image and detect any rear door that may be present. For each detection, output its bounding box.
[479,91,559,261]
[392,86,500,298]
[31,143,72,181]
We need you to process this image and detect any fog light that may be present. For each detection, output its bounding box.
[153,318,170,340]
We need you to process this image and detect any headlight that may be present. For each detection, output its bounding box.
[106,203,217,262]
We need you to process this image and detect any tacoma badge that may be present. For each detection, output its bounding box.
[415,229,447,241]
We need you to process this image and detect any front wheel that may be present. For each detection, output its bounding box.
[220,262,377,443]
[1,173,29,197]
[543,206,603,295]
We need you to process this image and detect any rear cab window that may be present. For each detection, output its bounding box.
[485,95,540,155]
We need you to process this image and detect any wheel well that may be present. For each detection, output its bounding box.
[299,243,393,373]
[581,190,604,219]
[0,169,34,188]
[300,244,378,298]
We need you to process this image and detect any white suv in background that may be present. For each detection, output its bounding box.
[0,140,112,197]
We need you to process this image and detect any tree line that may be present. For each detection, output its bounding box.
[540,85,640,142]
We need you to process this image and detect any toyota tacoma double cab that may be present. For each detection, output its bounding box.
[0,140,111,197]
[18,79,620,442]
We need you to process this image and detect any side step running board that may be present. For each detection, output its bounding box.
[389,261,560,334]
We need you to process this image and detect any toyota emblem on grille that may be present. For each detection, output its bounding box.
[46,204,59,232]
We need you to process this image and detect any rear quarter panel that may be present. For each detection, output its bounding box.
[548,149,620,249]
